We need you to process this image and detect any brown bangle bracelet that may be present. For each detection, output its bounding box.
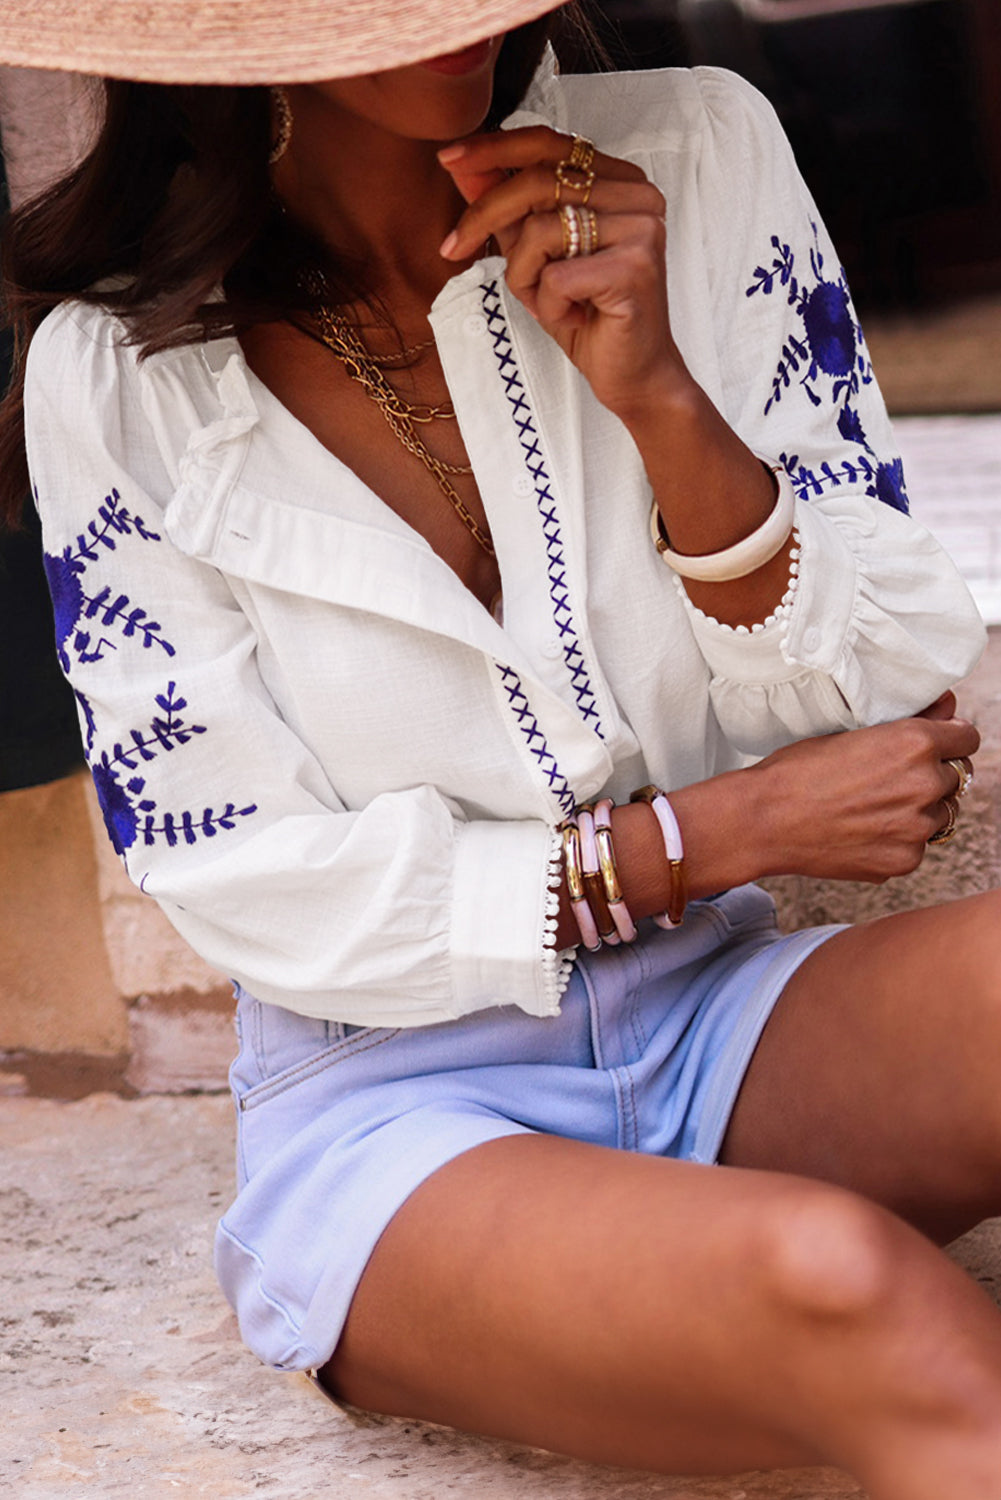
[582,870,618,942]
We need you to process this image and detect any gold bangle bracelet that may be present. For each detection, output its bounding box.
[594,825,625,905]
[561,822,586,902]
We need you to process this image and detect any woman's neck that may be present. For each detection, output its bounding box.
[274,90,477,304]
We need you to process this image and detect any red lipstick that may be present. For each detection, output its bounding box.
[420,38,493,75]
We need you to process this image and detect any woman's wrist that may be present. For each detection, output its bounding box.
[608,361,703,441]
[666,770,770,895]
[553,768,771,949]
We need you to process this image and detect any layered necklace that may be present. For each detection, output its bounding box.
[308,279,495,560]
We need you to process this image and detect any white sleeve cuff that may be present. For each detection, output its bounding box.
[450,819,574,1020]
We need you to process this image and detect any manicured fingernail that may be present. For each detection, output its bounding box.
[439,230,460,258]
[437,144,466,164]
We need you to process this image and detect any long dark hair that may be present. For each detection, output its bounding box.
[0,9,591,525]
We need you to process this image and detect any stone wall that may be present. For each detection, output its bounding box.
[0,772,234,1097]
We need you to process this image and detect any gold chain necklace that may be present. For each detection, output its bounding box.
[312,302,495,559]
[317,311,459,427]
[365,336,436,368]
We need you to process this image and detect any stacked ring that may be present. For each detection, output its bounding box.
[567,134,596,173]
[558,202,599,259]
[928,796,960,846]
[555,133,597,205]
[946,756,974,798]
[559,202,582,258]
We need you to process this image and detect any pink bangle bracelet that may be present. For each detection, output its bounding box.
[578,804,620,944]
[593,799,638,944]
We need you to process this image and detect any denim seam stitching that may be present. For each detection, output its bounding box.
[238,1028,402,1111]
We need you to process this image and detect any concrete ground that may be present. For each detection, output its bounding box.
[3,1091,1001,1500]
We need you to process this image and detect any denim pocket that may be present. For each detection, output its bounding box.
[237,1025,400,1113]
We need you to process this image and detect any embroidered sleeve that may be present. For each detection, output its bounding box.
[24,305,567,1027]
[673,68,984,752]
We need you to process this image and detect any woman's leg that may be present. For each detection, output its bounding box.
[722,888,1001,1242]
[321,1133,1001,1498]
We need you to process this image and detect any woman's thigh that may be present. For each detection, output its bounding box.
[721,888,1001,1240]
[320,1132,1001,1487]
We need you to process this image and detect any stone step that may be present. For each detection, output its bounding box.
[6,1091,998,1499]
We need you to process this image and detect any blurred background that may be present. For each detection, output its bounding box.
[579,0,1001,311]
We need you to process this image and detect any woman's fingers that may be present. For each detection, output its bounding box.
[502,209,664,317]
[928,712,980,766]
[445,159,508,209]
[755,711,980,883]
[439,124,647,183]
[438,129,662,262]
[916,689,958,721]
[440,170,665,261]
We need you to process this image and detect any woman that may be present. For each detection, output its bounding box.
[2,1,1000,1492]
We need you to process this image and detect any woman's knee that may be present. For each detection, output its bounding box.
[752,1180,906,1323]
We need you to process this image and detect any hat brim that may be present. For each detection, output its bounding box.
[0,0,564,84]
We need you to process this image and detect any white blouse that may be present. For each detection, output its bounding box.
[25,65,984,1027]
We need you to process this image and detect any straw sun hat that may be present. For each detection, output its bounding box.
[0,0,565,84]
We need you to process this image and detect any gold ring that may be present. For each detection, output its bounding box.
[927,796,959,846]
[558,202,582,258]
[945,757,974,798]
[579,207,599,255]
[567,134,596,173]
[554,159,596,206]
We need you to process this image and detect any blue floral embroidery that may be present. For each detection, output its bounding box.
[779,450,910,515]
[746,226,909,515]
[43,488,175,670]
[87,682,257,856]
[495,665,576,820]
[479,279,605,741]
[872,456,909,514]
[746,226,873,418]
[74,688,98,756]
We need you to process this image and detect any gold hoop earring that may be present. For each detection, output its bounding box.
[269,86,292,165]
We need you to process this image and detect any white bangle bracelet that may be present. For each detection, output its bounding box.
[650,462,795,582]
[629,784,688,930]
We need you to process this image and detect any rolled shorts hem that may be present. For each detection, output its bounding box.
[690,921,846,1165]
[216,1111,533,1372]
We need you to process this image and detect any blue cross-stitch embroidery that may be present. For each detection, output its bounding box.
[85,682,257,856]
[745,226,909,515]
[42,487,176,670]
[479,279,605,741]
[495,665,576,820]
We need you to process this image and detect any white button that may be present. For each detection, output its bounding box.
[513,474,534,497]
[802,626,822,653]
[463,313,488,337]
[540,638,562,660]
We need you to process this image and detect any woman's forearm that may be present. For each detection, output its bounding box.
[614,369,795,629]
[553,705,980,951]
[552,770,764,949]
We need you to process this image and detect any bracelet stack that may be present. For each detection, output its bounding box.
[560,787,687,949]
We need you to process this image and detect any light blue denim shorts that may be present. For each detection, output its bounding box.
[215,885,842,1372]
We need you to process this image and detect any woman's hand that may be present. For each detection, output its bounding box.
[438,125,786,629]
[742,694,980,884]
[438,126,683,419]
